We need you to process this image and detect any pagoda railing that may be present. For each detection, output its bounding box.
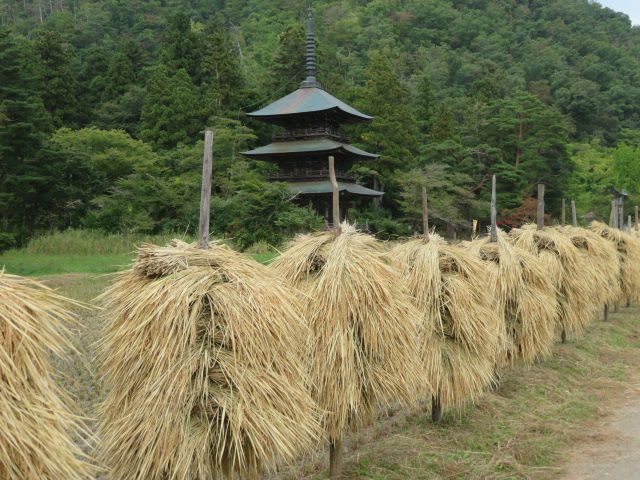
[268,168,355,182]
[272,127,349,143]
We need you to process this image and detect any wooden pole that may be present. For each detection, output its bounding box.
[561,198,566,226]
[604,304,609,322]
[431,395,442,423]
[618,197,624,230]
[571,200,578,227]
[490,175,497,242]
[610,199,617,228]
[199,129,213,249]
[536,183,545,231]
[329,439,343,479]
[635,206,638,230]
[422,186,430,241]
[328,156,341,233]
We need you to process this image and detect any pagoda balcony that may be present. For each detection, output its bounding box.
[272,127,349,143]
[268,168,355,182]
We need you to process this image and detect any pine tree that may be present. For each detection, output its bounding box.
[0,29,51,236]
[105,52,135,98]
[140,66,201,149]
[200,15,245,115]
[161,12,201,80]
[269,24,305,94]
[33,30,79,127]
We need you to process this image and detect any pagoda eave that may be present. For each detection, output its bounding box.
[242,139,378,161]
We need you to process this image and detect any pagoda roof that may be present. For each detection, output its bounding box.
[247,87,372,123]
[242,138,378,160]
[289,181,383,197]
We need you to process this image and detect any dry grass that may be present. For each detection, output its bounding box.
[389,234,504,409]
[272,224,421,442]
[99,240,320,479]
[591,221,640,303]
[510,225,596,340]
[0,272,93,479]
[464,232,558,366]
[557,226,621,307]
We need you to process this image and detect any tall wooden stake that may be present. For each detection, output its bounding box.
[422,186,430,241]
[431,395,442,423]
[536,183,545,231]
[561,198,566,226]
[328,154,343,478]
[610,200,617,228]
[328,156,341,233]
[618,197,624,230]
[199,129,213,249]
[490,175,497,242]
[571,200,578,227]
[329,439,343,479]
[635,206,639,230]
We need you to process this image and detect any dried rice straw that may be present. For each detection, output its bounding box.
[389,234,504,410]
[510,224,595,339]
[272,223,421,442]
[99,240,320,479]
[465,232,558,366]
[556,226,621,307]
[0,272,92,479]
[591,221,640,303]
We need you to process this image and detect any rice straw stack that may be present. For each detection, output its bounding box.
[0,272,92,480]
[591,221,640,303]
[557,226,621,307]
[99,240,320,479]
[465,232,558,366]
[389,234,504,409]
[271,224,420,442]
[510,225,595,339]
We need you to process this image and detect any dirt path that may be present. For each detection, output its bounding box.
[562,382,640,479]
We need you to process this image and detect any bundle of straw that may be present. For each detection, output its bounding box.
[0,272,91,480]
[389,234,503,409]
[591,221,640,303]
[556,226,621,307]
[99,241,319,479]
[271,224,420,442]
[510,225,595,339]
[465,232,557,366]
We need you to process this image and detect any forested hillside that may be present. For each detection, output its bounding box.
[1,0,639,248]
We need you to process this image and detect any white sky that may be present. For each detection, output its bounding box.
[596,0,640,25]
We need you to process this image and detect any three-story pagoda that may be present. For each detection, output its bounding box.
[242,4,382,222]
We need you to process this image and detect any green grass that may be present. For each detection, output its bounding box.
[0,252,133,276]
[0,229,279,275]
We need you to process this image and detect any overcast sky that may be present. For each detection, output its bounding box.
[596,0,640,25]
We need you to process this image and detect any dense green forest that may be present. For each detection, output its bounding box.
[1,0,640,249]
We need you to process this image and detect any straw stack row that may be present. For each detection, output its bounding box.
[2,220,640,479]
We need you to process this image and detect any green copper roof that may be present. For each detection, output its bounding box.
[242,138,378,159]
[247,87,373,122]
[289,181,383,197]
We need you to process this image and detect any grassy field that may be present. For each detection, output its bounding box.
[0,230,278,275]
[42,268,640,480]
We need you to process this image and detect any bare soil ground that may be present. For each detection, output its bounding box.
[561,382,640,480]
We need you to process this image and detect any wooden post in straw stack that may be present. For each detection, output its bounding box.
[199,129,213,249]
[490,175,497,243]
[635,206,639,231]
[536,183,545,231]
[571,200,578,228]
[421,186,443,423]
[561,198,566,227]
[272,156,421,480]
[328,154,343,477]
[98,130,320,480]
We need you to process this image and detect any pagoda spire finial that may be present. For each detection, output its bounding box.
[300,0,320,88]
